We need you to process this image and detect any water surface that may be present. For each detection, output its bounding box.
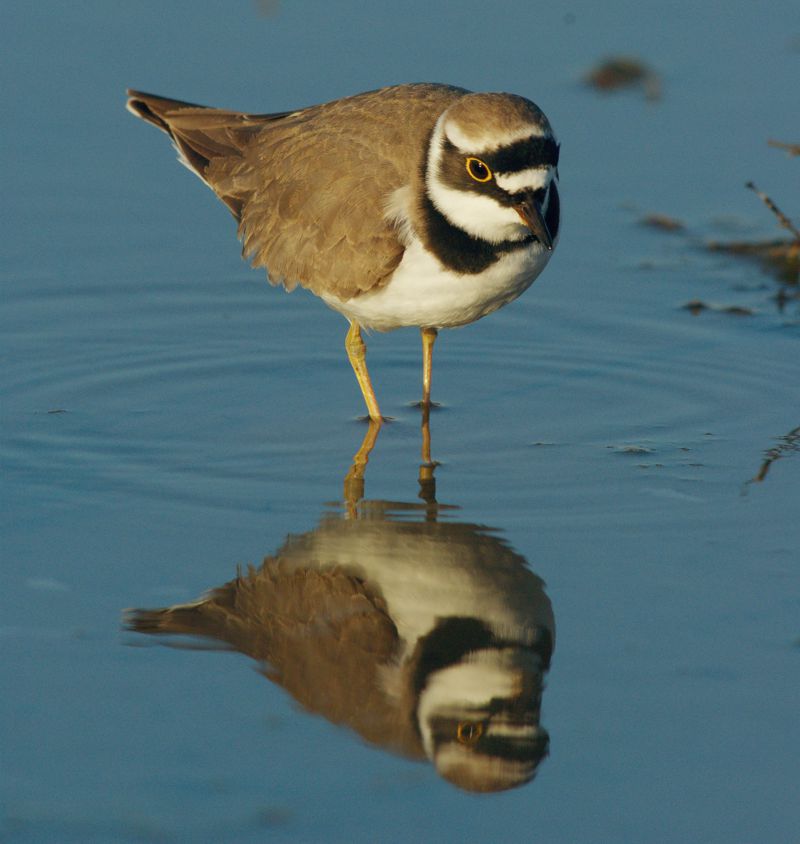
[2,2,799,842]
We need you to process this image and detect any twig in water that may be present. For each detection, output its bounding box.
[745,181,800,242]
[747,425,800,485]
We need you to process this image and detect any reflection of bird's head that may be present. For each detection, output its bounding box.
[410,617,552,793]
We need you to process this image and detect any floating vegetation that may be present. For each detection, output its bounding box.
[706,238,799,286]
[584,56,661,100]
[706,180,799,289]
[644,146,799,313]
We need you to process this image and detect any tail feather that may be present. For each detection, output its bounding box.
[126,89,241,172]
[125,88,289,217]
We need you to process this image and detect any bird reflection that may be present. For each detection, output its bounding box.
[125,417,555,793]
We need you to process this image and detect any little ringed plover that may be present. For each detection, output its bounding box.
[126,83,560,421]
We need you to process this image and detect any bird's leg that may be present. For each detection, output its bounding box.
[418,402,437,510]
[420,401,434,467]
[343,419,382,514]
[421,327,438,408]
[345,322,382,422]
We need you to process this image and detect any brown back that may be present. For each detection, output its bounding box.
[127,85,467,300]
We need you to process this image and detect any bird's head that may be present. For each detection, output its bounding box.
[416,645,550,793]
[426,92,560,250]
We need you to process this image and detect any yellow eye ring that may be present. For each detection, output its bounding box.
[466,157,492,183]
[456,721,484,744]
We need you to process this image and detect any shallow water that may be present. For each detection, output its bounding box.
[3,2,799,842]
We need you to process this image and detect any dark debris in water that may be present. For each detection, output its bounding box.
[611,445,655,455]
[708,181,800,287]
[254,0,281,16]
[682,300,755,316]
[768,139,800,157]
[640,213,685,232]
[642,159,799,312]
[606,443,707,473]
[255,806,293,828]
[706,181,800,287]
[706,238,799,286]
[584,56,661,100]
[746,424,800,486]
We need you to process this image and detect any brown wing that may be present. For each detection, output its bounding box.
[125,559,398,664]
[126,84,466,300]
[126,90,289,215]
[125,559,424,758]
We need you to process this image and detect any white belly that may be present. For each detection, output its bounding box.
[321,237,551,331]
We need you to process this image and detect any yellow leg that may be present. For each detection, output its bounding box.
[343,420,382,513]
[345,322,382,422]
[418,403,437,506]
[421,327,438,408]
[421,402,433,467]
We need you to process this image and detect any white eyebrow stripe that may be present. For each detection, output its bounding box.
[494,168,551,193]
[444,122,546,154]
[487,721,541,738]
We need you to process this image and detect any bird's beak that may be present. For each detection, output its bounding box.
[514,191,553,251]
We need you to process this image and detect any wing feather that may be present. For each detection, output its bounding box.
[127,84,466,300]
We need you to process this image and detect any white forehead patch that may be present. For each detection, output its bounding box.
[494,168,553,194]
[444,121,547,154]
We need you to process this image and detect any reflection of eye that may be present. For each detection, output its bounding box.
[456,721,484,744]
[466,157,492,183]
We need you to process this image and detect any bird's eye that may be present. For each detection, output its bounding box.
[465,157,492,183]
[456,721,484,744]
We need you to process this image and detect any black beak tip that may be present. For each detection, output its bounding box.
[515,198,554,252]
[537,228,554,252]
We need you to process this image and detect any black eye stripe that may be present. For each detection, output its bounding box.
[509,187,546,205]
[443,136,559,173]
[488,137,559,171]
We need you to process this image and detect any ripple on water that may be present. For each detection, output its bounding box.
[2,275,343,511]
[3,273,796,514]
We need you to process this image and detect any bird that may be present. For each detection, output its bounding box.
[126,499,555,793]
[126,84,560,421]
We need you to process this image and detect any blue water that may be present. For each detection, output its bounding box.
[3,2,799,842]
